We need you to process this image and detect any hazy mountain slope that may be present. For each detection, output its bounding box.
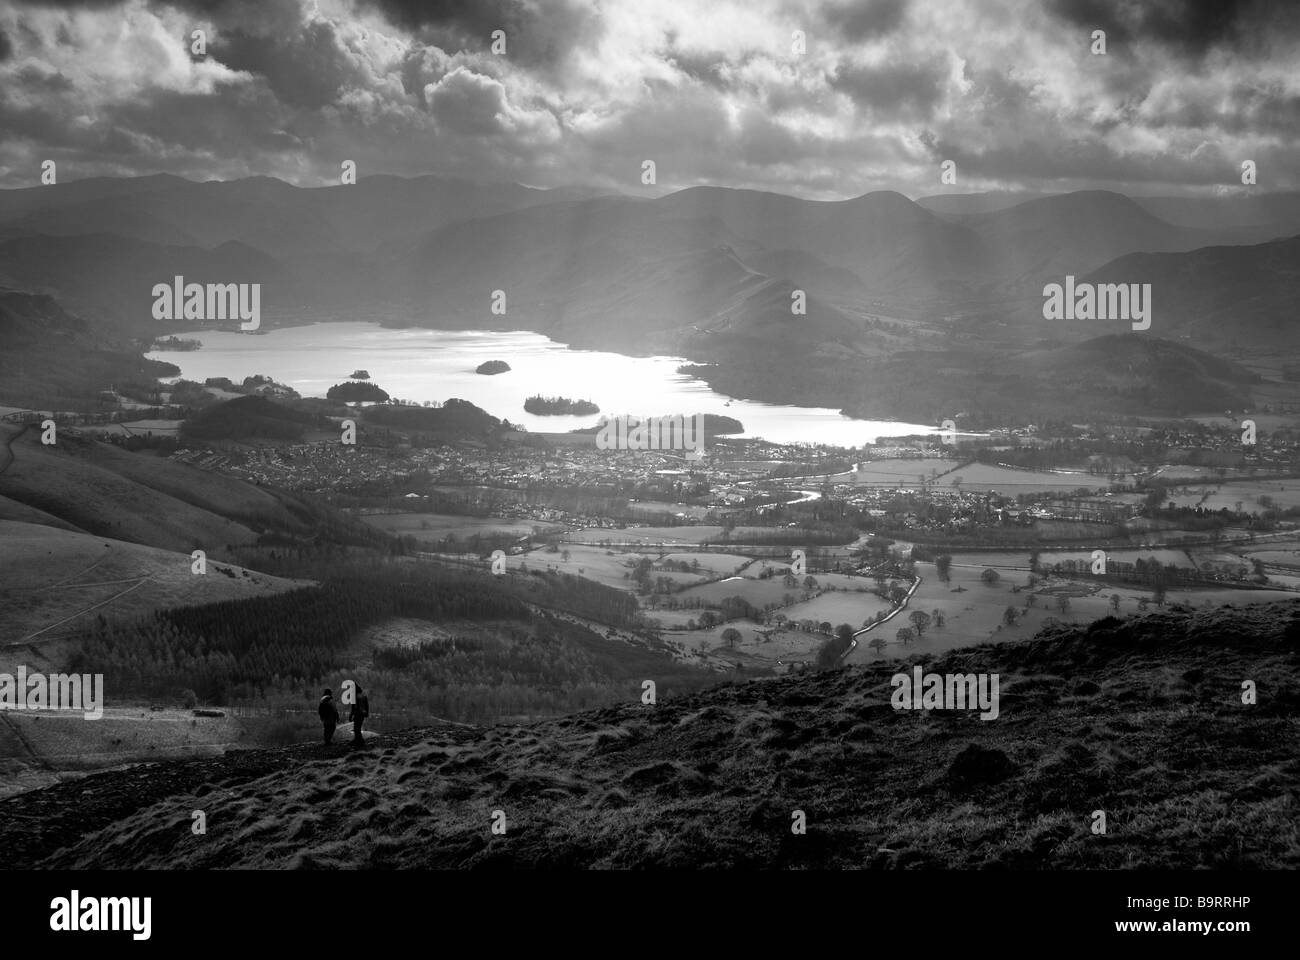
[738,247,868,299]
[388,185,1285,353]
[0,234,297,331]
[964,191,1223,289]
[0,175,614,260]
[687,331,1262,423]
[390,195,738,341]
[1014,335,1259,414]
[0,173,189,221]
[1,177,1288,359]
[1078,234,1300,348]
[655,187,995,295]
[916,191,1053,215]
[1131,192,1300,234]
[678,269,863,359]
[0,178,347,258]
[0,288,180,407]
[921,190,1300,239]
[4,600,1295,869]
[387,187,990,348]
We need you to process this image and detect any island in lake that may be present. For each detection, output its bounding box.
[327,380,391,403]
[152,336,202,351]
[350,369,371,380]
[476,360,511,375]
[524,394,600,416]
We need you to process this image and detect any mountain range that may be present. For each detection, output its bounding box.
[1,174,1296,421]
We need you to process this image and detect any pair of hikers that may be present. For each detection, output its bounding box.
[318,685,369,746]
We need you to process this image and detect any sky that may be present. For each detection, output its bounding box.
[1,0,1298,198]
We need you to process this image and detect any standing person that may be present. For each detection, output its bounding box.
[350,684,370,746]
[318,688,339,745]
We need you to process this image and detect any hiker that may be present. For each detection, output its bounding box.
[350,684,370,746]
[319,688,339,745]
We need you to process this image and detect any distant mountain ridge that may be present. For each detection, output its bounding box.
[1,174,1296,419]
[0,175,1288,339]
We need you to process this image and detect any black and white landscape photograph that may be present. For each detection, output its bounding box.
[0,0,1295,938]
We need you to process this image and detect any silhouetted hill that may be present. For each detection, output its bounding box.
[181,395,324,442]
[361,398,503,440]
[3,599,1295,868]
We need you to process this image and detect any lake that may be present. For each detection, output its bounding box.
[148,322,937,447]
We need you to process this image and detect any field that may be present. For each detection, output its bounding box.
[491,544,645,590]
[660,552,756,575]
[848,458,961,486]
[847,460,1106,496]
[626,501,713,519]
[504,544,725,593]
[846,557,1289,663]
[1150,464,1247,481]
[1044,548,1196,570]
[0,708,245,800]
[673,576,787,607]
[361,512,565,540]
[780,590,893,629]
[560,525,848,547]
[659,621,826,666]
[563,525,726,545]
[95,419,184,438]
[1164,479,1300,513]
[1240,538,1300,569]
[938,463,1102,495]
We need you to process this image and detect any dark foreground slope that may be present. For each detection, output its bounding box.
[3,602,1297,869]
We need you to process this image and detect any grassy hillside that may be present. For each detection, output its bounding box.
[4,599,1296,869]
[0,428,354,554]
[0,519,310,645]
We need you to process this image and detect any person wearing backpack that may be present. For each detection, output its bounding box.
[350,684,370,746]
[319,688,340,745]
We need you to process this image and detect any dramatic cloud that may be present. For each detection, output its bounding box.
[0,0,1297,196]
[1044,0,1298,60]
[821,0,908,42]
